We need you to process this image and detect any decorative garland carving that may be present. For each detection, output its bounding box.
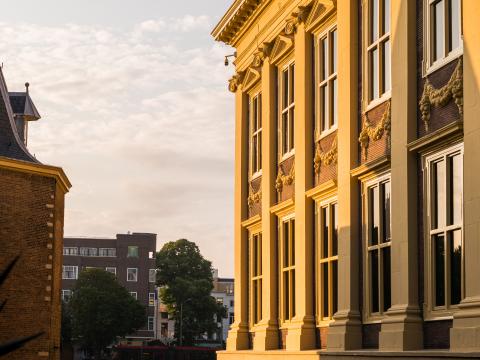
[419,58,463,131]
[275,164,295,193]
[314,137,338,174]
[358,101,391,160]
[228,72,244,93]
[247,183,262,209]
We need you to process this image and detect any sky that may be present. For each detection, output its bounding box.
[0,1,236,277]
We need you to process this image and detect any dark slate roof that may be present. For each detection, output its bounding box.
[0,69,39,163]
[9,87,41,121]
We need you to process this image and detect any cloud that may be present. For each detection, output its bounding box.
[0,17,235,276]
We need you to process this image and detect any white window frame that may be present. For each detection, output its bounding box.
[62,265,78,280]
[362,172,392,323]
[423,0,463,75]
[130,292,138,300]
[61,289,72,302]
[149,292,155,306]
[148,316,155,331]
[363,0,392,111]
[127,268,138,282]
[63,247,78,256]
[278,60,295,160]
[98,248,116,257]
[316,24,338,139]
[279,213,296,324]
[249,91,263,179]
[105,267,117,275]
[423,142,464,320]
[315,196,339,326]
[149,269,156,283]
[79,247,97,257]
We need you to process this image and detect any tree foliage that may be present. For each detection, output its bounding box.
[68,269,146,356]
[156,239,226,345]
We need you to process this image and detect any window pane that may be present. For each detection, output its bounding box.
[450,230,462,305]
[449,0,461,52]
[253,280,258,322]
[434,234,446,306]
[284,273,289,319]
[282,112,288,154]
[321,85,328,131]
[290,220,295,266]
[383,0,391,34]
[370,186,380,246]
[434,160,446,229]
[382,181,391,243]
[253,236,258,277]
[291,270,296,318]
[370,48,379,100]
[290,65,295,105]
[332,203,338,256]
[321,37,328,81]
[332,260,338,315]
[259,279,263,321]
[332,29,337,74]
[253,97,258,131]
[383,39,391,93]
[371,250,379,313]
[332,78,338,127]
[258,234,262,276]
[371,0,379,43]
[283,222,289,267]
[289,108,294,152]
[252,135,257,173]
[433,0,445,61]
[322,262,329,318]
[382,247,391,312]
[322,207,329,258]
[258,94,262,128]
[450,154,462,225]
[258,135,262,171]
[283,70,288,109]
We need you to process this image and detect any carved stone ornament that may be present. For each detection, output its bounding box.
[275,164,295,193]
[228,72,244,93]
[285,4,312,35]
[358,101,391,160]
[314,136,338,174]
[419,58,463,132]
[247,183,262,209]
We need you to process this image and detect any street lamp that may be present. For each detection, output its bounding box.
[179,298,192,347]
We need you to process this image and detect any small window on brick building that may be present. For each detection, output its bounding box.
[61,289,72,302]
[149,269,156,283]
[105,267,116,275]
[128,246,139,258]
[99,248,116,257]
[130,292,137,300]
[161,312,168,319]
[148,316,154,331]
[149,292,155,306]
[80,247,97,256]
[127,268,138,282]
[62,266,78,280]
[63,247,78,256]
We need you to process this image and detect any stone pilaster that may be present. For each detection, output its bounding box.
[253,57,279,351]
[284,21,316,351]
[378,0,423,350]
[226,86,250,351]
[326,0,362,350]
[450,0,480,351]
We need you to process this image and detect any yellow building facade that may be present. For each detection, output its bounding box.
[213,0,480,358]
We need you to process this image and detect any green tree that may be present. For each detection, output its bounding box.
[68,269,146,358]
[156,239,227,345]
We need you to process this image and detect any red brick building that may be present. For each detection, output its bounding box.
[0,69,71,360]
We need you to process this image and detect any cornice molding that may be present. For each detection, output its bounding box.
[0,156,72,193]
[211,0,263,45]
[419,58,463,132]
[358,101,391,160]
[314,136,337,174]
